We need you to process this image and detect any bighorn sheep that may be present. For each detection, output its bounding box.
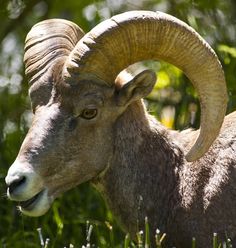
[5,10,234,247]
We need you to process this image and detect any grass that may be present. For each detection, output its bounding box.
[33,217,233,248]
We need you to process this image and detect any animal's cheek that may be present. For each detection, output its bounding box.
[44,162,95,197]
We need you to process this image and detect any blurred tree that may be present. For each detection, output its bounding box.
[0,0,235,247]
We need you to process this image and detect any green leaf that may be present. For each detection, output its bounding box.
[218,45,236,58]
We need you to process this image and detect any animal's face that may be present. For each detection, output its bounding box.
[5,71,156,216]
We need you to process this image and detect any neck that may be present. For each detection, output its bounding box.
[93,101,184,237]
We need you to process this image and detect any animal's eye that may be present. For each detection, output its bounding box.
[80,108,97,120]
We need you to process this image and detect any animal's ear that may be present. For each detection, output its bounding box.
[116,70,156,106]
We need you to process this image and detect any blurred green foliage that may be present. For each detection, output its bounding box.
[0,0,236,247]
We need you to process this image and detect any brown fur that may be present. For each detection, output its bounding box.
[93,100,236,247]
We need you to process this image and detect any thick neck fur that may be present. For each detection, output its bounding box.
[94,100,184,239]
[92,106,236,247]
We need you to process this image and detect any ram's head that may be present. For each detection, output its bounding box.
[5,11,227,217]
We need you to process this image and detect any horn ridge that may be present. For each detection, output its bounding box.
[24,18,85,110]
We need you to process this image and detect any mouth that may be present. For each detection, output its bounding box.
[18,190,44,211]
[17,189,51,217]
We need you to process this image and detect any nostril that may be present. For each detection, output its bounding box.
[8,176,26,195]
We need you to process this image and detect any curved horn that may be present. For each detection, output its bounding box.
[24,19,85,110]
[63,11,228,162]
